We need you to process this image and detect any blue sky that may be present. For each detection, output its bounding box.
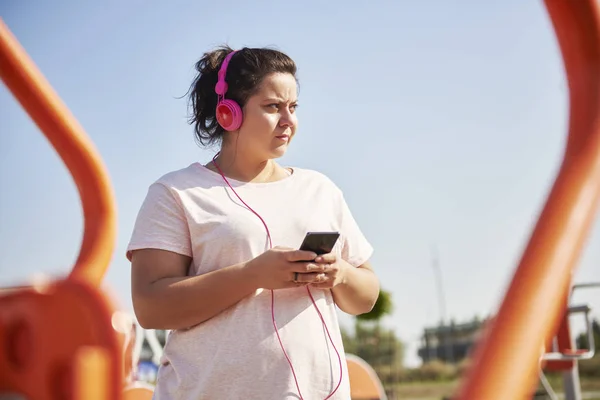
[1,1,598,367]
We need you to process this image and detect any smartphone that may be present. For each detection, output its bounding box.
[299,231,340,256]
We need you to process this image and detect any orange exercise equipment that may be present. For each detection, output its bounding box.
[0,22,116,288]
[346,354,387,400]
[455,0,600,399]
[0,16,123,400]
[0,0,599,398]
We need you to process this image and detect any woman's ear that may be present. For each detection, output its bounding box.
[216,103,234,128]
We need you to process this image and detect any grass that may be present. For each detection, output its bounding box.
[391,380,457,400]
[386,377,600,400]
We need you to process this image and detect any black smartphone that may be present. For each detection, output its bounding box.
[299,231,340,256]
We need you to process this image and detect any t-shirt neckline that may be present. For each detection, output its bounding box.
[193,162,297,187]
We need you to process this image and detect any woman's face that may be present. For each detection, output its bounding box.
[223,72,298,161]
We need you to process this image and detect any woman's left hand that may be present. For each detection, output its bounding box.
[307,253,349,289]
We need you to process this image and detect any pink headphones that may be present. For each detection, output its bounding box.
[214,50,243,131]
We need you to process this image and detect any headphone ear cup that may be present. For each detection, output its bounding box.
[216,100,243,131]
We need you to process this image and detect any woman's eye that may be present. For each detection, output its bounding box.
[265,103,297,112]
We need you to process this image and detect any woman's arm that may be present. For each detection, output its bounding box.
[309,254,380,315]
[131,247,326,330]
[331,260,379,315]
[131,248,258,330]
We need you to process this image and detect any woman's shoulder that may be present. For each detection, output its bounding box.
[289,166,343,193]
[152,162,216,189]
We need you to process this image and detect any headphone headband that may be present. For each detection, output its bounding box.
[215,50,237,96]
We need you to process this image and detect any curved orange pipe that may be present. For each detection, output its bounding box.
[456,0,600,399]
[0,18,117,287]
[0,1,598,398]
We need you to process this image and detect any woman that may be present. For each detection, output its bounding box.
[127,45,380,399]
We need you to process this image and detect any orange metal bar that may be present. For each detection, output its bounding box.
[455,0,600,399]
[0,18,117,287]
[0,280,124,399]
[0,18,123,399]
[1,0,598,398]
[544,303,576,371]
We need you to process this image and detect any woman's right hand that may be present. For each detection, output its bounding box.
[244,246,328,290]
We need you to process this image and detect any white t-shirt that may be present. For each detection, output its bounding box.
[127,162,374,400]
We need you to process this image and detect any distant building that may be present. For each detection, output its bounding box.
[417,317,488,364]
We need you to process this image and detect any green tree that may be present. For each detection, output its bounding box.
[576,318,600,349]
[356,289,393,322]
[354,289,395,366]
[576,319,600,378]
[341,288,404,386]
[340,324,358,355]
[354,322,404,368]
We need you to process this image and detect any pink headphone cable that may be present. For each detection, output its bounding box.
[211,153,343,399]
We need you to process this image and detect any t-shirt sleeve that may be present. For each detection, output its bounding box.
[126,182,192,261]
[337,191,374,267]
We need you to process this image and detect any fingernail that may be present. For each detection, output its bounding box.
[315,256,322,262]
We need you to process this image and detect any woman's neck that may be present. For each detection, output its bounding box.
[208,149,282,183]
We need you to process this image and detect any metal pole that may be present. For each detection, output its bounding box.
[431,245,453,363]
[562,283,600,400]
[563,363,582,400]
[562,316,582,400]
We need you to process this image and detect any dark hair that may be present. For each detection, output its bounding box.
[187,45,297,147]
